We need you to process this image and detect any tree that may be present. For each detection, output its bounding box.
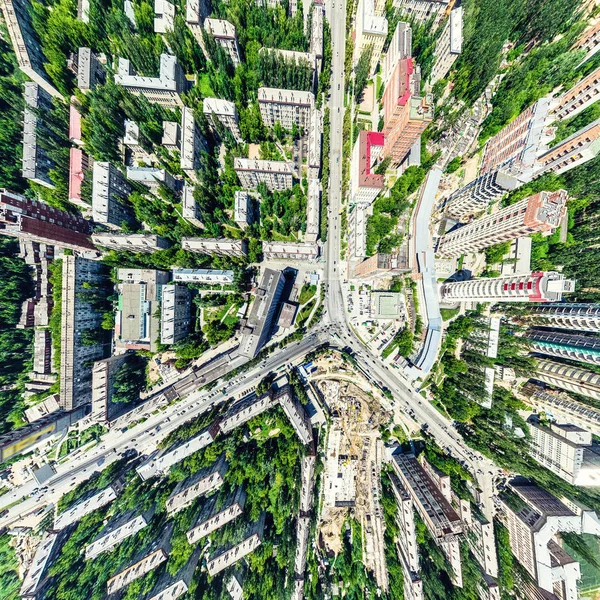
[354,45,373,102]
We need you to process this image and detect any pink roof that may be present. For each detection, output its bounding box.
[397,58,414,106]
[69,148,84,201]
[69,103,82,143]
[359,131,385,189]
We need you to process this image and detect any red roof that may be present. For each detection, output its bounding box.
[358,131,385,189]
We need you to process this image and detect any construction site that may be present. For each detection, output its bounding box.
[316,375,390,590]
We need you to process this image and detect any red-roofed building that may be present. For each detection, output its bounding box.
[351,130,385,206]
[69,148,92,209]
[69,102,83,146]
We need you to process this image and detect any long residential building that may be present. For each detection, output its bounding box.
[204,18,241,67]
[92,233,170,253]
[258,87,314,131]
[355,0,388,75]
[160,284,191,345]
[77,47,105,92]
[351,130,385,206]
[60,256,109,410]
[0,190,94,252]
[219,391,278,433]
[181,184,203,229]
[234,158,294,191]
[391,0,449,27]
[92,162,133,228]
[429,5,462,84]
[528,330,600,366]
[437,190,567,258]
[239,268,285,358]
[440,272,575,304]
[262,241,320,261]
[276,385,313,445]
[528,303,600,333]
[528,419,600,486]
[553,66,600,120]
[115,53,186,107]
[571,19,600,65]
[203,97,242,142]
[172,269,235,284]
[182,237,248,256]
[180,106,205,180]
[306,178,320,243]
[534,358,600,403]
[383,21,412,83]
[91,354,128,424]
[382,58,433,166]
[142,548,201,600]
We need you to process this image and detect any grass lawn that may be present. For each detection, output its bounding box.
[299,284,317,305]
[198,73,214,96]
[296,299,316,328]
[441,307,460,321]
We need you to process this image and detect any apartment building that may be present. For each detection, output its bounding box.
[161,120,180,149]
[206,514,265,576]
[142,548,201,600]
[528,330,600,367]
[92,233,170,253]
[238,268,285,358]
[554,66,600,120]
[154,0,174,33]
[234,158,294,191]
[165,455,228,514]
[184,0,202,42]
[351,130,385,206]
[181,237,248,256]
[220,392,278,434]
[0,0,60,97]
[529,303,600,333]
[160,284,191,345]
[437,190,567,258]
[392,0,449,27]
[354,251,410,279]
[234,191,255,229]
[277,385,313,444]
[68,147,92,208]
[262,241,320,261]
[310,5,324,68]
[440,272,575,304]
[60,257,110,410]
[306,178,321,243]
[535,118,600,176]
[348,204,371,259]
[123,120,144,153]
[535,358,600,403]
[355,0,388,75]
[115,53,186,107]
[91,354,128,424]
[77,47,105,91]
[308,107,322,179]
[203,97,242,143]
[383,21,412,83]
[528,419,600,486]
[180,106,205,180]
[186,488,246,543]
[258,87,314,131]
[116,269,170,352]
[443,169,523,221]
[204,18,241,67]
[0,190,94,252]
[382,59,433,166]
[181,184,203,229]
[480,98,552,175]
[126,166,177,195]
[70,102,84,147]
[571,19,600,64]
[23,82,55,188]
[172,269,234,284]
[92,162,133,228]
[430,6,463,84]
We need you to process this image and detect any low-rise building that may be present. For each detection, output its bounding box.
[166,455,228,514]
[186,487,246,543]
[277,301,297,329]
[172,269,235,284]
[206,513,266,576]
[310,5,324,67]
[203,97,242,143]
[262,241,320,261]
[258,87,314,131]
[277,385,313,444]
[184,0,203,42]
[354,252,410,279]
[92,233,170,253]
[234,191,255,229]
[115,53,186,107]
[351,131,385,206]
[77,47,104,91]
[92,162,133,229]
[234,158,294,191]
[181,184,203,229]
[182,237,248,256]
[392,0,449,27]
[220,391,278,433]
[123,119,144,152]
[204,18,241,67]
[68,147,92,208]
[160,284,192,345]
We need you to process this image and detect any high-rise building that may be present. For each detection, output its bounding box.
[351,131,385,206]
[527,419,600,486]
[262,242,320,261]
[160,284,192,345]
[234,191,254,229]
[204,18,241,67]
[115,54,186,107]
[383,21,412,83]
[480,98,552,176]
[203,98,242,143]
[60,256,110,410]
[181,237,248,257]
[534,358,600,403]
[22,82,55,188]
[430,6,462,85]
[92,162,133,229]
[528,303,600,333]
[437,190,567,258]
[528,330,600,366]
[0,0,60,97]
[535,118,600,176]
[571,19,600,65]
[0,190,94,252]
[355,0,388,75]
[382,58,433,167]
[234,158,294,191]
[391,0,449,27]
[443,169,523,221]
[239,268,285,358]
[439,272,575,304]
[553,66,600,120]
[499,479,600,600]
[258,87,315,131]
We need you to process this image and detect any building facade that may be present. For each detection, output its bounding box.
[172,269,234,284]
[437,190,568,258]
[92,162,133,228]
[204,18,241,66]
[528,329,600,367]
[534,358,600,403]
[92,233,170,253]
[262,241,320,261]
[258,87,314,131]
[528,303,600,333]
[234,158,294,191]
[91,354,128,424]
[181,237,248,256]
[429,6,462,85]
[351,130,385,206]
[383,21,412,83]
[160,284,191,345]
[391,0,449,27]
[355,0,388,75]
[203,97,242,143]
[554,66,600,120]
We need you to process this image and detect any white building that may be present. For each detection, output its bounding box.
[92,162,133,228]
[258,87,315,131]
[204,18,241,67]
[203,97,242,143]
[154,0,175,33]
[392,0,449,26]
[310,5,324,68]
[54,482,122,530]
[383,21,412,83]
[77,47,104,92]
[234,158,294,191]
[308,107,322,179]
[306,178,321,243]
[172,269,235,284]
[162,120,180,149]
[160,284,191,345]
[348,204,371,259]
[262,241,320,261]
[185,0,202,42]
[355,0,388,75]
[181,184,203,229]
[181,106,204,180]
[126,166,177,195]
[92,233,170,253]
[115,53,186,107]
[123,119,144,152]
[182,237,248,256]
[351,130,385,206]
[234,191,254,229]
[430,6,462,84]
